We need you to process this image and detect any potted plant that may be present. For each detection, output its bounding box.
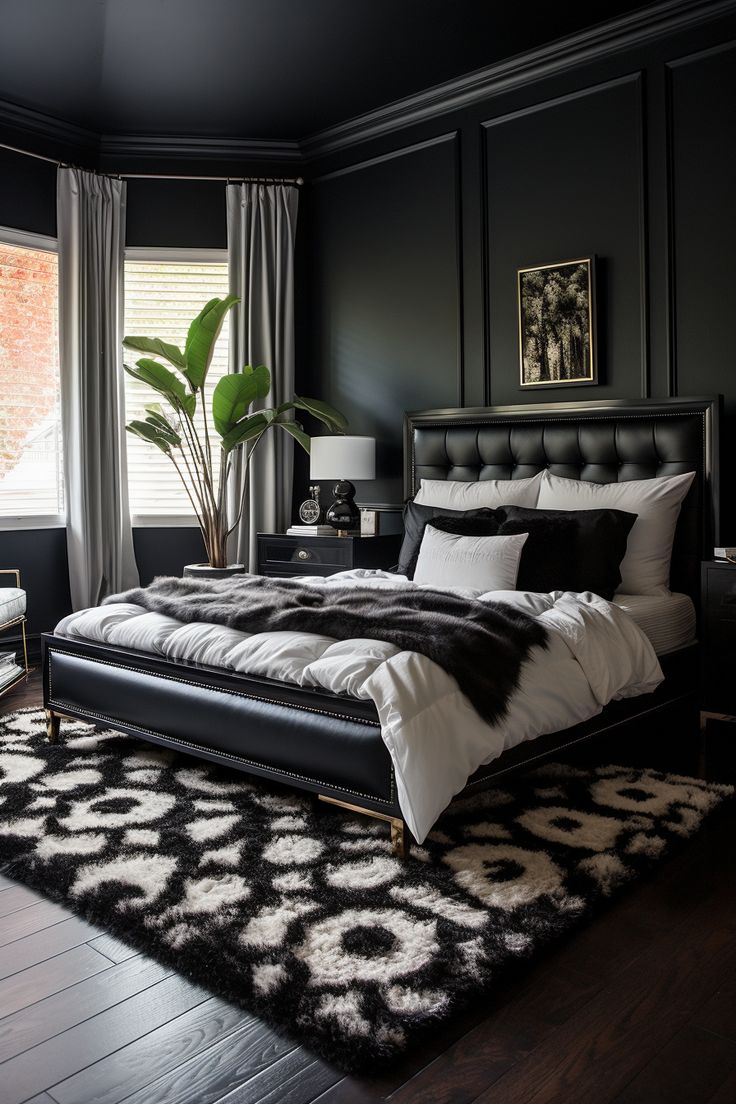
[123,295,346,575]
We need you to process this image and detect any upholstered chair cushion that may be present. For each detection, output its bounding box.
[0,588,26,625]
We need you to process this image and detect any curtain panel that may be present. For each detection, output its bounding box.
[57,167,138,609]
[226,183,299,570]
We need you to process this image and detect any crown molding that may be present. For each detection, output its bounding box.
[98,132,301,164]
[0,101,301,167]
[0,97,96,154]
[300,0,736,159]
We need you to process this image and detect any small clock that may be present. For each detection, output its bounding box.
[298,485,324,525]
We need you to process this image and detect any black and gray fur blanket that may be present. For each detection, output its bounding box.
[104,575,548,727]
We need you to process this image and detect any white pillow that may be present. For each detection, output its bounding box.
[537,470,695,595]
[414,471,543,511]
[413,527,528,591]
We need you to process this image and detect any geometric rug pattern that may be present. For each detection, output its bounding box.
[0,708,731,1068]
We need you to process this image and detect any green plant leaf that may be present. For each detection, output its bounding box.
[122,335,186,370]
[125,358,190,407]
[126,420,173,454]
[143,399,180,432]
[293,395,348,432]
[143,412,181,447]
[212,366,271,435]
[183,295,240,389]
[126,360,197,418]
[220,413,270,453]
[277,420,311,453]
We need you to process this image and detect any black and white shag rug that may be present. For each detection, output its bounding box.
[0,708,731,1068]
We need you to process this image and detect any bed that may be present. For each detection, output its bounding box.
[41,396,720,856]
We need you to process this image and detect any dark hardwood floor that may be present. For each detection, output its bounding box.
[1,673,735,1104]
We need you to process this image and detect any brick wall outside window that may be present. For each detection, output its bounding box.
[0,242,62,516]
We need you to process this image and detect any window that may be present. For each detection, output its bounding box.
[0,227,63,526]
[123,250,230,522]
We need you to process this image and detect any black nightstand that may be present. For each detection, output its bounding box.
[700,559,736,718]
[257,532,402,579]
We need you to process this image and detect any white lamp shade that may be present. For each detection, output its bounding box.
[310,436,375,481]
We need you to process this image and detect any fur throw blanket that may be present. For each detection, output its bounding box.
[105,575,548,727]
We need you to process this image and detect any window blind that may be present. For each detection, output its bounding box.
[123,259,230,520]
[0,239,63,520]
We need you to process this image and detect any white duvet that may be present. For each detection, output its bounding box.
[56,570,663,843]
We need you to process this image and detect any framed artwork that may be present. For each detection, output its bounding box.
[518,257,597,388]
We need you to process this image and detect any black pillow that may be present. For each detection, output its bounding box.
[497,505,637,599]
[397,501,502,578]
[428,509,577,593]
[426,515,502,538]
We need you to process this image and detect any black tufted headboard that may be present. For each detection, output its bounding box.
[404,397,721,601]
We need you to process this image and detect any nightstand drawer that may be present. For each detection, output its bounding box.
[260,565,336,579]
[260,538,350,569]
[257,532,402,581]
[703,570,736,624]
[701,561,736,713]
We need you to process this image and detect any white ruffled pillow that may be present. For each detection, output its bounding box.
[414,471,543,511]
[537,470,695,595]
[413,527,528,591]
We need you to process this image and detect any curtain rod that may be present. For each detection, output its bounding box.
[122,173,304,184]
[0,141,303,184]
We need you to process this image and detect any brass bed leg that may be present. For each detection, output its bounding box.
[318,794,411,858]
[45,709,61,744]
[390,817,409,859]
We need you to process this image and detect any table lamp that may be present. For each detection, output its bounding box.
[310,436,376,535]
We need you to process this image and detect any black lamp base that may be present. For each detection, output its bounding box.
[326,479,360,536]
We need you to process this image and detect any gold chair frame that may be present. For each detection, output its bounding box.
[0,569,31,699]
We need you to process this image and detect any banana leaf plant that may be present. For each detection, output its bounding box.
[123,295,346,568]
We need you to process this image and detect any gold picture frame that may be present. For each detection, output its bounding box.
[518,257,597,388]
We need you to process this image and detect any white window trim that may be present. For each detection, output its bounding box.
[124,247,229,528]
[0,516,65,532]
[0,225,64,529]
[125,246,228,264]
[0,224,57,255]
[131,515,203,528]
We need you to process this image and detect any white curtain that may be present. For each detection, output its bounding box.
[57,167,139,609]
[226,183,299,570]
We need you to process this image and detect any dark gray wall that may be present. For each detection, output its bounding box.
[301,11,736,531]
[126,179,227,249]
[0,528,70,643]
[132,528,206,586]
[302,135,461,505]
[0,147,57,237]
[485,75,646,405]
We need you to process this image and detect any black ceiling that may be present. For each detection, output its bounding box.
[0,0,661,142]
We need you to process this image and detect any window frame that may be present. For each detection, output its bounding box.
[0,224,64,531]
[123,246,229,528]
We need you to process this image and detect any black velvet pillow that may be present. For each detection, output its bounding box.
[497,505,637,599]
[397,501,502,578]
[429,509,578,593]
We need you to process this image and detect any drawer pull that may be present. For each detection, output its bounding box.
[297,549,312,561]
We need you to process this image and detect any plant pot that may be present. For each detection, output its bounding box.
[183,563,246,579]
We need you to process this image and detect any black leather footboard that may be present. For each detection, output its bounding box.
[42,634,400,817]
[41,631,698,832]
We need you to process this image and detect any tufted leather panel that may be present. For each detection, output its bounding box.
[405,399,720,600]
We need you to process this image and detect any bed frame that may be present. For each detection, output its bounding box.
[42,396,720,856]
